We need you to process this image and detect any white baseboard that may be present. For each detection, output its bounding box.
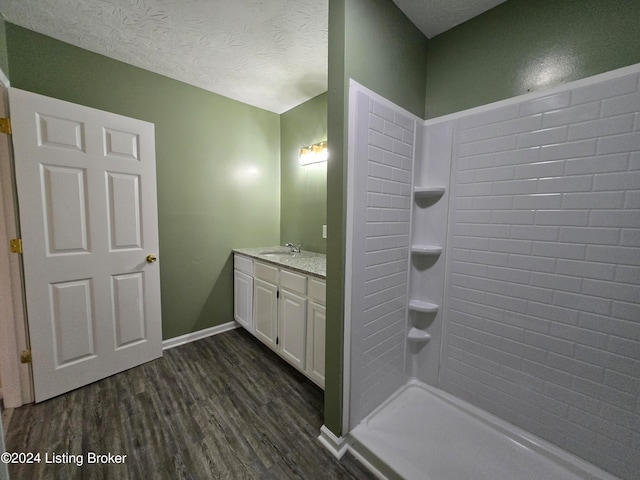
[318,425,349,459]
[162,321,239,350]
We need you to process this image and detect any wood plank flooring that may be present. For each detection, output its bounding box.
[5,328,374,480]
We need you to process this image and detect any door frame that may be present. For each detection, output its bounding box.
[0,72,33,408]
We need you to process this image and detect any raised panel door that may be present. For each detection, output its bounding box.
[253,278,277,350]
[306,300,326,388]
[10,88,162,402]
[278,289,306,370]
[234,269,253,332]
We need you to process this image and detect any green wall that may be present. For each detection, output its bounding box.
[345,0,428,119]
[326,0,349,436]
[280,92,327,254]
[5,23,281,340]
[426,0,640,118]
[325,0,428,435]
[0,20,8,79]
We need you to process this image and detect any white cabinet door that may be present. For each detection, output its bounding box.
[278,289,307,370]
[238,257,325,388]
[10,88,162,402]
[234,270,253,332]
[253,278,278,349]
[306,300,326,388]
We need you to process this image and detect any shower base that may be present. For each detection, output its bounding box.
[349,380,618,480]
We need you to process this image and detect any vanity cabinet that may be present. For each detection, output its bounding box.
[253,277,278,348]
[233,255,254,332]
[278,288,307,369]
[233,253,326,388]
[306,299,326,386]
[253,261,280,348]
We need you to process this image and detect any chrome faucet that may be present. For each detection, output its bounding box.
[285,242,301,253]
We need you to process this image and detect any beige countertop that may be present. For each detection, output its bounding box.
[233,246,326,279]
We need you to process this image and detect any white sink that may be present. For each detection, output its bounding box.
[259,250,296,257]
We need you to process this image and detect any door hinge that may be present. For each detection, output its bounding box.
[20,350,32,364]
[10,238,22,254]
[0,117,11,135]
[276,288,280,299]
[276,336,279,345]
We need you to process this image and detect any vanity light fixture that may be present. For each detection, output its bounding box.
[299,141,328,166]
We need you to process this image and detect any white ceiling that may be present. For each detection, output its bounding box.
[0,0,505,114]
[392,0,507,39]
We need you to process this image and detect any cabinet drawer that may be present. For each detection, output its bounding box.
[234,254,253,275]
[280,269,307,295]
[308,278,326,304]
[254,261,279,284]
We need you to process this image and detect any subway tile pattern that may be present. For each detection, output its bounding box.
[350,92,415,428]
[441,71,640,480]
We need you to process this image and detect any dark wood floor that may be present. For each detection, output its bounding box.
[5,328,373,480]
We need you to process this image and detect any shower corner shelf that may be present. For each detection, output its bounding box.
[408,327,431,343]
[413,186,446,198]
[411,245,443,256]
[408,300,439,313]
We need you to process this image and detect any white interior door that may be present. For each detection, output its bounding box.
[9,88,162,402]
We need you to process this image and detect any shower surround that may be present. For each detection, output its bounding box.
[342,64,640,480]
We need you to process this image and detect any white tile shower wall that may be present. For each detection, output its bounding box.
[408,120,454,385]
[440,70,640,480]
[347,85,415,429]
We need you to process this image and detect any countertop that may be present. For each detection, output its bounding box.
[233,246,326,279]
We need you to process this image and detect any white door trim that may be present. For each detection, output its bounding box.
[0,81,33,408]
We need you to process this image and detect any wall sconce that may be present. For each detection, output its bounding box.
[299,141,328,166]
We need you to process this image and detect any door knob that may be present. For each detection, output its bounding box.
[146,254,157,263]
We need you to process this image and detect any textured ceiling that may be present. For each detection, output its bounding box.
[0,0,328,114]
[0,0,504,114]
[392,0,507,38]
